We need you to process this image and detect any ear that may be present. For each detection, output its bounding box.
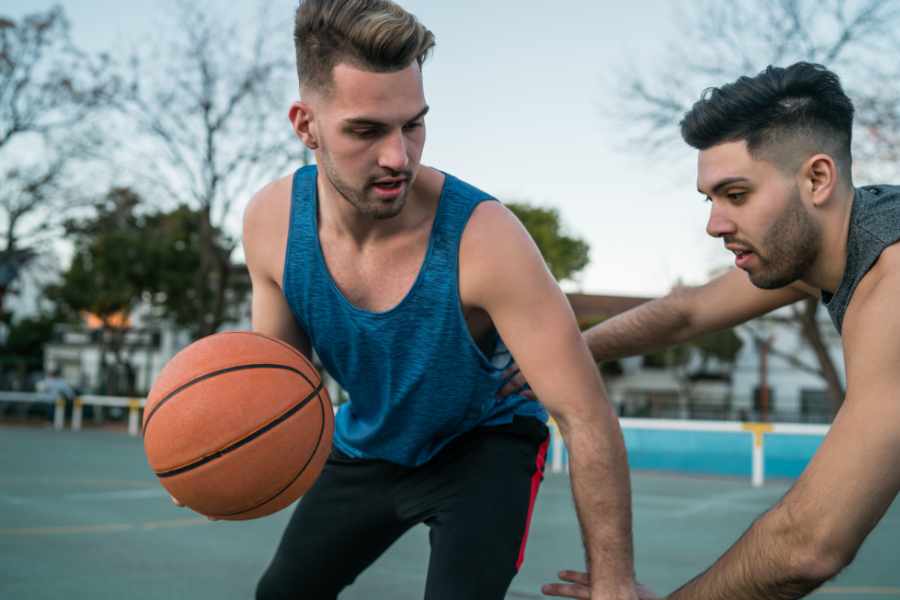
[288,101,319,150]
[801,153,839,208]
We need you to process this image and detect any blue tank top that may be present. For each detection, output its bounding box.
[282,165,546,466]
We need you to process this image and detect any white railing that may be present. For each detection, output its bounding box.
[549,418,830,487]
[3,392,829,487]
[0,391,64,430]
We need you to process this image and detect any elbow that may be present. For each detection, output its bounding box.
[663,285,696,342]
[768,505,857,586]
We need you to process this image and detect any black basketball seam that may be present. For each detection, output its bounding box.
[209,391,329,518]
[155,380,323,478]
[142,363,317,435]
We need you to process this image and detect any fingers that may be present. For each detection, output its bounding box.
[636,582,658,600]
[498,364,534,399]
[542,571,591,598]
[541,583,591,599]
[170,495,184,507]
[559,571,591,585]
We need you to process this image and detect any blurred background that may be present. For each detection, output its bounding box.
[4,0,898,424]
[3,3,900,599]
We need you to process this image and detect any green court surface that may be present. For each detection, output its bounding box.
[1,425,898,600]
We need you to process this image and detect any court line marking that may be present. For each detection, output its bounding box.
[0,517,210,536]
[63,488,167,501]
[818,587,900,596]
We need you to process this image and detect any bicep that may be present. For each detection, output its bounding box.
[242,188,311,358]
[249,272,311,358]
[461,203,606,422]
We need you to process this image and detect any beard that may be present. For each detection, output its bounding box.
[749,188,822,289]
[318,151,412,221]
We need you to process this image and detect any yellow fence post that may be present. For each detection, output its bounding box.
[128,399,142,437]
[742,422,774,487]
[71,398,83,431]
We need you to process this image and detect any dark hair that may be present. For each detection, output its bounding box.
[680,62,855,179]
[294,0,435,93]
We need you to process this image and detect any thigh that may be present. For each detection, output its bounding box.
[256,452,411,600]
[422,417,550,600]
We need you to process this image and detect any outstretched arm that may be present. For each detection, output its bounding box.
[663,263,900,600]
[461,202,636,599]
[503,269,813,398]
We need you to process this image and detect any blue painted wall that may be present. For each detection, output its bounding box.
[548,428,825,479]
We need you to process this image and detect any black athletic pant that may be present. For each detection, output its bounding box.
[256,416,549,600]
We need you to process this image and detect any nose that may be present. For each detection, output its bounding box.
[377,130,409,173]
[705,203,737,238]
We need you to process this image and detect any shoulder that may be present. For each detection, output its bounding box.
[242,175,294,281]
[243,175,293,235]
[461,201,540,261]
[842,242,900,354]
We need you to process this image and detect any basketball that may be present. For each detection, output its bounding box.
[142,331,333,520]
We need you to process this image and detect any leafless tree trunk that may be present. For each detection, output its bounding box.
[112,1,309,339]
[0,7,111,313]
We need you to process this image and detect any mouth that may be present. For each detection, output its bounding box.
[371,178,408,200]
[730,247,755,269]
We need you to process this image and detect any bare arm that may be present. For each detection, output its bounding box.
[585,269,814,362]
[663,266,900,600]
[461,202,636,598]
[242,182,311,357]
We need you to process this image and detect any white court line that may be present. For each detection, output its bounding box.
[63,488,166,501]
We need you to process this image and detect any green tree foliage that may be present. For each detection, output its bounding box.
[506,202,590,283]
[49,187,246,340]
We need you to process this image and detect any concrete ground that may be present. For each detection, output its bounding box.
[1,425,898,599]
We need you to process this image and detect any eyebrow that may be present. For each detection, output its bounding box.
[697,176,751,195]
[343,105,430,128]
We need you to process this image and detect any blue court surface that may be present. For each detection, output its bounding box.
[1,424,898,599]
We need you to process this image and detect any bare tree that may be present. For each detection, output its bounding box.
[0,7,111,313]
[615,0,900,415]
[112,1,309,339]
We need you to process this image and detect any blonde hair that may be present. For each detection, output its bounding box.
[294,0,435,93]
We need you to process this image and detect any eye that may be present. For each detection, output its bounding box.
[352,128,380,139]
[727,191,746,202]
[702,195,712,203]
[403,121,423,132]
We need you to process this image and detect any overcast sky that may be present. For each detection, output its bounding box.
[6,0,731,297]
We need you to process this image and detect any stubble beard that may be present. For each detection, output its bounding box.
[750,189,822,290]
[319,153,410,221]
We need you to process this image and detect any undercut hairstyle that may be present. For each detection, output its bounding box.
[680,62,855,182]
[294,0,435,93]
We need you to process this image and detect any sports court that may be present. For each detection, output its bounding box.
[2,424,898,599]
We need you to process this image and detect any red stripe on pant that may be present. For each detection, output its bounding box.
[516,436,549,571]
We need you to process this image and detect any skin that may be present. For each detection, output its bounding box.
[243,61,639,599]
[529,140,900,599]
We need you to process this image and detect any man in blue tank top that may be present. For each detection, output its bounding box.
[241,2,639,599]
[520,63,900,599]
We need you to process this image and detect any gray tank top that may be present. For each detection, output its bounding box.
[821,184,900,332]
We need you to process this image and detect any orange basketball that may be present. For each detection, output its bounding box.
[142,331,333,520]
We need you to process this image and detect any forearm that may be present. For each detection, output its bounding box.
[666,508,828,600]
[584,291,692,362]
[561,408,635,594]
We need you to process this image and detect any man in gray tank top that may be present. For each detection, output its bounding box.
[527,62,900,600]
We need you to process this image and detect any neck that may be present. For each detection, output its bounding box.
[801,185,855,293]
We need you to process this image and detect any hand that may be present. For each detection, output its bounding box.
[542,571,657,600]
[498,362,537,400]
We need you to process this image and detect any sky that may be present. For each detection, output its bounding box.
[4,0,729,298]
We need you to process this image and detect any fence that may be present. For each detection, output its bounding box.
[548,417,829,487]
[2,392,828,487]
